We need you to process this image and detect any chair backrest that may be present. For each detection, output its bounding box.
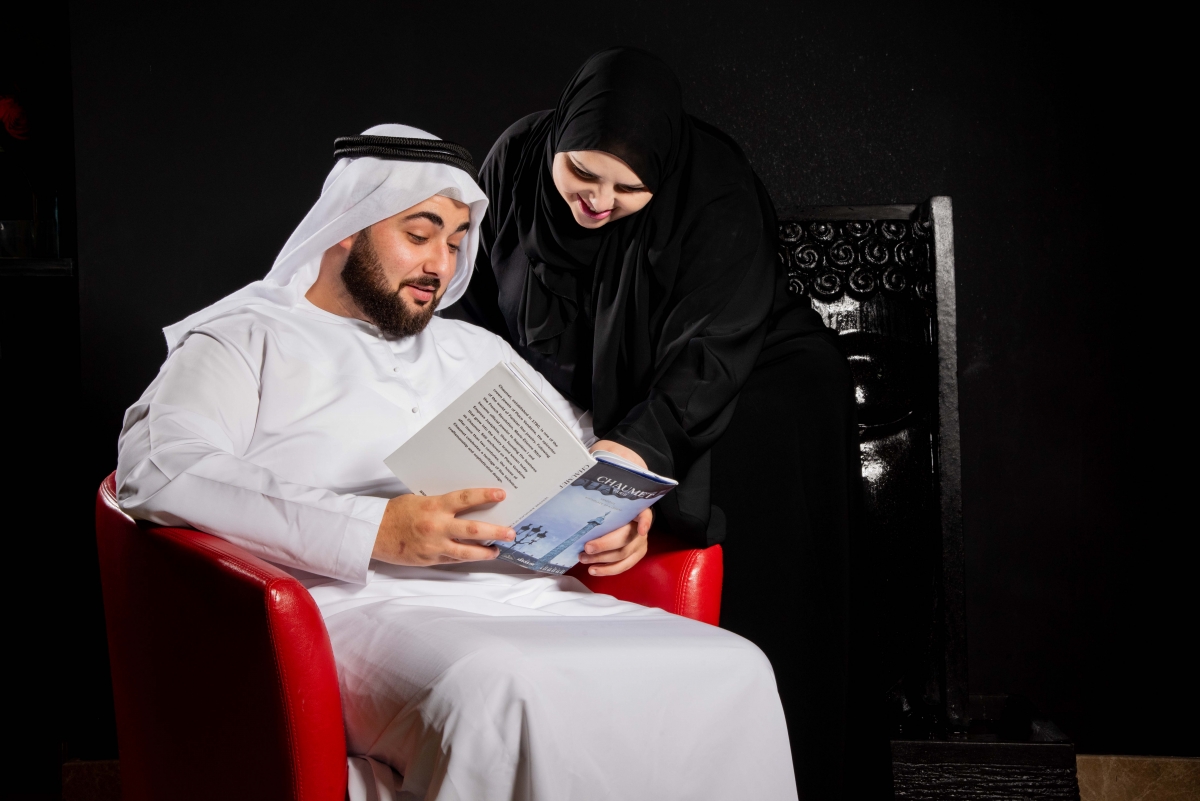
[95,474,347,801]
[776,198,967,739]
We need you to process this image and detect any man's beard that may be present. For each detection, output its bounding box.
[341,230,440,338]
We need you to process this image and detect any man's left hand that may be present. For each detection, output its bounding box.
[577,507,652,576]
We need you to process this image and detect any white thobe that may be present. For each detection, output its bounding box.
[117,300,797,801]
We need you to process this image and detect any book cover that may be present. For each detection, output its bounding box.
[496,455,675,575]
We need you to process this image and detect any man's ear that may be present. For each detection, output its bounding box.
[336,232,357,251]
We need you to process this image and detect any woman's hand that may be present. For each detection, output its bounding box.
[582,440,652,575]
[589,439,648,470]
[578,507,652,576]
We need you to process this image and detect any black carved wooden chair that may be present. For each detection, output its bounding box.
[777,198,1080,800]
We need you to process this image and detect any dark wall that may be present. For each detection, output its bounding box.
[4,5,87,796]
[62,0,1189,759]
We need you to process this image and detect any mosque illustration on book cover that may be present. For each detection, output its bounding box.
[497,461,673,574]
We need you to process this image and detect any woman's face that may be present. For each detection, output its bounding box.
[551,150,653,229]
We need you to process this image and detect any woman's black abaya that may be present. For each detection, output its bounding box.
[447,47,868,798]
[712,305,871,799]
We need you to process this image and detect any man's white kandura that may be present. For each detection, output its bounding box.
[116,124,797,801]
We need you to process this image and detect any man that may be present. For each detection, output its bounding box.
[117,125,795,801]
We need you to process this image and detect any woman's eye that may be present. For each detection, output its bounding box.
[571,164,597,181]
[616,185,646,194]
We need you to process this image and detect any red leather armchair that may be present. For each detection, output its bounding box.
[96,473,723,801]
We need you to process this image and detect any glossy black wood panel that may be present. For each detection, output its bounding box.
[778,202,965,739]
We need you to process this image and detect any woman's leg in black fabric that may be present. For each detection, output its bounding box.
[712,333,864,800]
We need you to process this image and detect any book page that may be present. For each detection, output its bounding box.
[384,362,595,527]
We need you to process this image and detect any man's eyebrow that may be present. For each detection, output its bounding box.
[455,221,470,233]
[404,211,444,228]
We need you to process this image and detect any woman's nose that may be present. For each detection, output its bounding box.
[590,186,615,212]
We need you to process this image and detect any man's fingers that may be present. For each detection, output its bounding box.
[441,487,507,513]
[443,541,500,562]
[447,517,515,543]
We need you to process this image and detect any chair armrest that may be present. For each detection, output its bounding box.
[96,474,346,801]
[566,532,723,625]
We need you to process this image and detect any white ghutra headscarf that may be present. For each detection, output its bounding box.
[162,123,488,353]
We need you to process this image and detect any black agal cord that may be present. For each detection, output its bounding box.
[333,135,478,183]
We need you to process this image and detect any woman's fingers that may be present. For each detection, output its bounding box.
[583,522,639,556]
[580,509,652,573]
[581,528,647,565]
[586,547,647,576]
[582,510,652,562]
[581,539,642,565]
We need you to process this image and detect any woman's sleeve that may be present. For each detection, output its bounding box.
[442,115,536,338]
[606,184,778,490]
[115,332,385,584]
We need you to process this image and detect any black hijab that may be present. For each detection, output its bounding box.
[451,48,794,544]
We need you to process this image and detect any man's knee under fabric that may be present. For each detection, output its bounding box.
[310,567,793,801]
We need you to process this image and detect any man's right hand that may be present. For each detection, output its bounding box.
[372,488,515,566]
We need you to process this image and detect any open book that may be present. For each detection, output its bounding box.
[384,362,677,574]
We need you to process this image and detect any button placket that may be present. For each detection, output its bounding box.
[383,343,416,415]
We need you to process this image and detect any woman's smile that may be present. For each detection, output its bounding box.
[577,196,612,220]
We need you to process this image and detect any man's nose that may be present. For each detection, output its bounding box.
[426,243,456,278]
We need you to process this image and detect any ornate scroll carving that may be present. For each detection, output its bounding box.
[778,218,934,305]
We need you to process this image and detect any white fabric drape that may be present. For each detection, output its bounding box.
[318,563,796,801]
[347,756,403,801]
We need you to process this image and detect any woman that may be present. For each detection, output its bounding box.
[447,48,866,798]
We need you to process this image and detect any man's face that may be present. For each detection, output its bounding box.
[341,195,471,338]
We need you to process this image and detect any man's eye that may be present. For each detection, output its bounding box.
[448,244,459,253]
[408,234,428,244]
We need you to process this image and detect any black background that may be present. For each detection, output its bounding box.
[5,1,1192,793]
